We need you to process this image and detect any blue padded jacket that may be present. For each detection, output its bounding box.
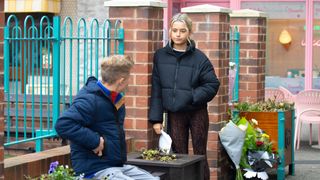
[55,76,127,176]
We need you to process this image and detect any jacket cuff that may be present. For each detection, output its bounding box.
[149,120,163,124]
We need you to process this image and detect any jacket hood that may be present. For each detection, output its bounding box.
[81,76,106,97]
[165,39,196,54]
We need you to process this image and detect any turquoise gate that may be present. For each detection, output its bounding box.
[4,15,124,152]
[229,26,240,103]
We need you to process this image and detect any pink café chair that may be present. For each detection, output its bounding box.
[265,88,285,102]
[279,86,296,103]
[294,90,320,149]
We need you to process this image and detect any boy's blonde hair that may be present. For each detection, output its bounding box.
[100,55,134,85]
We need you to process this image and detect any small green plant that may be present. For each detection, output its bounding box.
[141,149,176,162]
[25,161,110,180]
[25,161,77,180]
[233,99,294,112]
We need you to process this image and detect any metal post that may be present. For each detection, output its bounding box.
[4,26,11,143]
[277,112,285,180]
[234,27,240,102]
[52,16,61,134]
[118,28,124,55]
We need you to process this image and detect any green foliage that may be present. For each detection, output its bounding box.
[39,165,76,180]
[233,99,294,112]
[25,165,77,180]
[141,149,176,162]
[25,162,110,180]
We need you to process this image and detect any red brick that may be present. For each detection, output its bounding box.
[127,86,150,96]
[125,96,134,107]
[192,32,207,41]
[135,108,148,118]
[248,27,259,34]
[248,34,259,42]
[208,131,218,141]
[248,50,259,58]
[188,14,207,22]
[230,17,247,26]
[135,119,148,129]
[0,148,3,164]
[0,28,3,41]
[208,32,220,41]
[135,52,153,63]
[197,41,218,50]
[198,23,219,32]
[134,140,148,151]
[136,96,148,107]
[136,30,151,41]
[132,64,152,74]
[124,118,135,129]
[124,41,150,51]
[124,30,135,41]
[136,74,150,85]
[122,19,151,30]
[127,130,148,140]
[109,8,136,18]
[208,13,223,22]
[207,141,219,150]
[241,42,259,49]
[137,8,162,19]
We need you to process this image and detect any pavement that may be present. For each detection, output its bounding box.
[267,141,320,180]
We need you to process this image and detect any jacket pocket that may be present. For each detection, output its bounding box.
[102,138,122,161]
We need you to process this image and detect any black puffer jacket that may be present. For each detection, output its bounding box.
[149,41,220,123]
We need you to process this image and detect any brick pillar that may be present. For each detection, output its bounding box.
[0,0,4,179]
[105,0,166,150]
[230,10,267,102]
[182,5,231,180]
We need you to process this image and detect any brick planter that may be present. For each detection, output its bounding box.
[126,153,205,180]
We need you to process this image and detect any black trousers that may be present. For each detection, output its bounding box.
[168,108,210,180]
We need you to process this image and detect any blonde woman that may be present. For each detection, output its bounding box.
[56,55,159,180]
[149,13,220,180]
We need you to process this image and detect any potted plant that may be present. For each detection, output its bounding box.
[231,99,295,180]
[127,149,205,180]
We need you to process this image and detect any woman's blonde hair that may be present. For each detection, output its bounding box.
[100,55,134,85]
[170,13,193,33]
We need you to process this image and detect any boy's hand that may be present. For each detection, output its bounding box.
[93,137,104,156]
[153,123,163,134]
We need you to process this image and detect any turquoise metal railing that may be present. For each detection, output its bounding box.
[229,26,240,103]
[4,15,124,152]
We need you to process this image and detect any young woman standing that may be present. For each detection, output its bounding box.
[149,13,220,180]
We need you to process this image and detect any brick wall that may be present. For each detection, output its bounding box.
[106,2,165,150]
[0,0,5,178]
[182,5,232,180]
[230,10,267,102]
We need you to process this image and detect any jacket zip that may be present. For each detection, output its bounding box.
[173,58,181,105]
[113,107,125,163]
[96,85,125,162]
